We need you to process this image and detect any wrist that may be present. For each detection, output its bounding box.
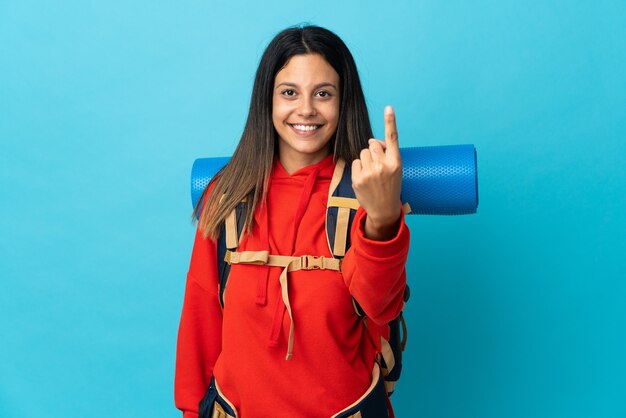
[364,209,401,241]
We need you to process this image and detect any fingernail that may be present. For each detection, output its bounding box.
[385,105,393,115]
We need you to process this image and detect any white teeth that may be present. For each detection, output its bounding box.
[292,124,319,131]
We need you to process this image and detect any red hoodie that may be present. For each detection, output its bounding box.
[175,155,410,417]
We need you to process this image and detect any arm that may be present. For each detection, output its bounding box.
[344,106,409,325]
[174,226,223,418]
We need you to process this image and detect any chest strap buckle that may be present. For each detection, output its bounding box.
[301,255,324,270]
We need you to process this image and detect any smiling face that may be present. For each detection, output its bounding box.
[272,53,341,173]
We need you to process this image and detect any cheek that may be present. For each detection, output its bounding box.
[272,101,289,124]
[271,109,282,130]
[328,103,340,128]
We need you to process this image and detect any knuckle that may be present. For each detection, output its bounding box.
[389,162,401,173]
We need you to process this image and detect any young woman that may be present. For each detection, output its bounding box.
[175,25,410,418]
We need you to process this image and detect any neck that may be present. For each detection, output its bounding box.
[278,148,331,175]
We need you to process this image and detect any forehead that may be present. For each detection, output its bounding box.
[274,54,339,86]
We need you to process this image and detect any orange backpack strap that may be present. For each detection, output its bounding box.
[326,159,360,258]
[217,199,248,308]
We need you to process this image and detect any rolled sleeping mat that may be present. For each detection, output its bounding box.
[191,144,478,215]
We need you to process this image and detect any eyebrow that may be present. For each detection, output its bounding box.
[275,82,338,90]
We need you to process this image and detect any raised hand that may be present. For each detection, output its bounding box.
[351,106,403,241]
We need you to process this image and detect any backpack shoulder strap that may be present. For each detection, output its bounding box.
[216,199,247,308]
[325,160,367,316]
[326,159,360,258]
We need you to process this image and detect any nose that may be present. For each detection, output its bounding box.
[298,96,317,117]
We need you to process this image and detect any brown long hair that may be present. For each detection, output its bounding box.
[194,25,373,240]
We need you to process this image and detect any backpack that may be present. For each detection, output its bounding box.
[215,159,410,396]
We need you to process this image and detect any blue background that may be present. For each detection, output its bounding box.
[1,1,625,417]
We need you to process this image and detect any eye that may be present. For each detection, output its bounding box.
[316,90,332,98]
[281,89,296,97]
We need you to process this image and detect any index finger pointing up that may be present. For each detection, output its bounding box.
[384,105,400,157]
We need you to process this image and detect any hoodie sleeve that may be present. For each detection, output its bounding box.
[341,207,410,326]
[174,224,223,418]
